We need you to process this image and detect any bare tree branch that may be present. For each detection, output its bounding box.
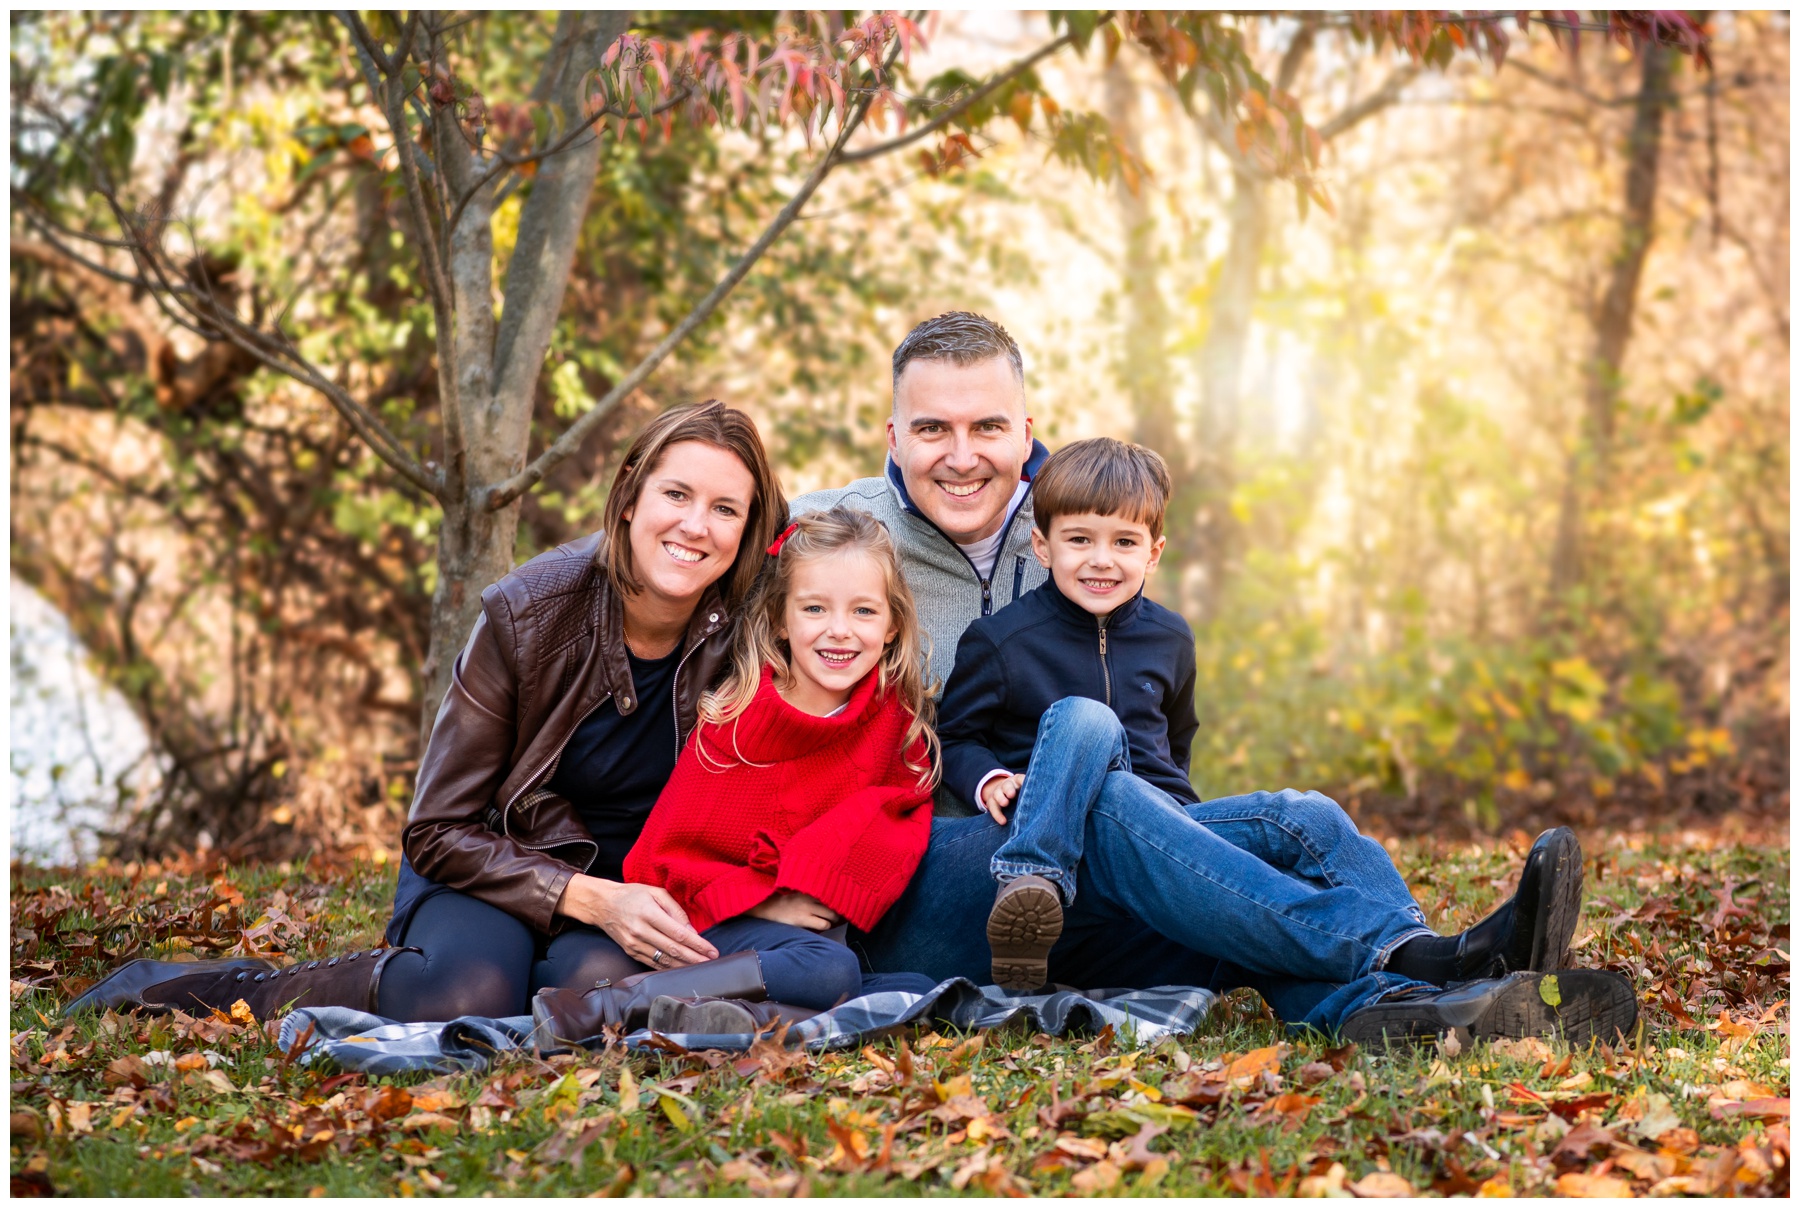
[442,84,692,246]
[1317,64,1423,140]
[343,10,467,489]
[489,11,632,425]
[486,32,901,509]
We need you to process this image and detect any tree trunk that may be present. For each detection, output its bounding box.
[1184,24,1315,625]
[1189,165,1267,624]
[1105,60,1181,477]
[1549,43,1673,595]
[415,10,632,745]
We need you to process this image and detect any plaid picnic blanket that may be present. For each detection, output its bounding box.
[277,978,1217,1077]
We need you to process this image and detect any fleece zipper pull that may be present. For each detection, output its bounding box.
[1098,615,1113,706]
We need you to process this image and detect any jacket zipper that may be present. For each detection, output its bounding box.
[906,489,1034,617]
[1012,554,1026,602]
[1098,613,1113,706]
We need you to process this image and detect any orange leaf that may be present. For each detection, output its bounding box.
[1555,1172,1633,1197]
[1225,1044,1285,1087]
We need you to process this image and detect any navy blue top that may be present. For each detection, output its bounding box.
[548,646,682,882]
[386,646,684,945]
[936,577,1201,807]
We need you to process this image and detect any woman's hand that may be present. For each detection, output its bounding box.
[980,773,1025,825]
[747,892,843,932]
[556,874,719,968]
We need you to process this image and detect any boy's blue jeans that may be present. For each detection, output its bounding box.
[857,697,1438,1033]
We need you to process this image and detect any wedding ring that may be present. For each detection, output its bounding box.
[651,948,665,966]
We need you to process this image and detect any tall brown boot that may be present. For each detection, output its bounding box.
[65,957,277,1017]
[131,947,414,1021]
[531,950,766,1046]
[647,995,821,1035]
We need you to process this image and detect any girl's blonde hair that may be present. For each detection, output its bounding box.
[699,506,939,786]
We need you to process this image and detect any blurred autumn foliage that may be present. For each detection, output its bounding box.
[8,11,1781,860]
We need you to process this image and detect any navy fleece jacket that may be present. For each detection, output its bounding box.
[935,577,1201,808]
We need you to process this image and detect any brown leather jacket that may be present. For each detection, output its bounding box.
[401,531,733,933]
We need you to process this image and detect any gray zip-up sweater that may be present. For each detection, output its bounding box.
[788,441,1051,694]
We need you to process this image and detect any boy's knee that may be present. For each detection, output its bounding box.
[1042,695,1122,740]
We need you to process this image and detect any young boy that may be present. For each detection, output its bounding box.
[935,437,1202,989]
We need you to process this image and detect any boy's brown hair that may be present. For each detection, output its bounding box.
[1030,437,1172,539]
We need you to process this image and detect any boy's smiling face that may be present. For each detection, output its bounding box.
[1031,512,1166,618]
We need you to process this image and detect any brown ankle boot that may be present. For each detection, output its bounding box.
[987,874,1064,993]
[647,995,821,1035]
[132,947,413,1021]
[531,950,766,1046]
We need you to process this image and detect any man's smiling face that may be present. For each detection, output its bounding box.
[887,356,1033,545]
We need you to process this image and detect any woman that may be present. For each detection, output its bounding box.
[70,401,827,1026]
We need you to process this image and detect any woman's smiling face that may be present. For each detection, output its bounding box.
[622,440,757,610]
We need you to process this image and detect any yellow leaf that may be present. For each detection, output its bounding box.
[658,1093,692,1132]
[934,1073,974,1102]
[230,999,257,1026]
[617,1066,640,1114]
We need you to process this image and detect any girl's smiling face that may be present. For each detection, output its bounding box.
[777,550,897,716]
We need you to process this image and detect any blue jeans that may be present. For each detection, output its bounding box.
[857,698,1436,1033]
[996,698,1430,930]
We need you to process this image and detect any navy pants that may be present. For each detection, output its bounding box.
[378,888,933,1022]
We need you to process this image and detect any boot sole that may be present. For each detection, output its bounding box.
[648,997,757,1034]
[1529,828,1584,971]
[987,880,1063,993]
[1343,969,1638,1050]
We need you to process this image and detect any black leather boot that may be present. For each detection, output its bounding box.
[1341,968,1637,1049]
[65,956,276,1017]
[1386,827,1584,984]
[126,947,411,1021]
[647,995,821,1035]
[531,949,766,1046]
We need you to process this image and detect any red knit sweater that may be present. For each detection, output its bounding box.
[623,664,933,933]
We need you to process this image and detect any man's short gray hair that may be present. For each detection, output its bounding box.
[891,311,1025,412]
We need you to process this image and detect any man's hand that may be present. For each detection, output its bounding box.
[747,892,843,932]
[556,874,719,967]
[980,773,1025,824]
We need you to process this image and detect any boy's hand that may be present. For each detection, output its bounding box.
[979,773,1025,825]
[748,892,843,932]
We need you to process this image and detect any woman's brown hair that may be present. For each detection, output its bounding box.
[600,401,787,612]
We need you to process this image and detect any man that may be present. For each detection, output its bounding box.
[788,311,1049,696]
[791,312,1632,1045]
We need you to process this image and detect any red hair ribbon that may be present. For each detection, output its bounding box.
[766,522,799,557]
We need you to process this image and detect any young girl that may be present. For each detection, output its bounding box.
[535,506,941,1039]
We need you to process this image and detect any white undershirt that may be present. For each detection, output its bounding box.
[953,480,1031,580]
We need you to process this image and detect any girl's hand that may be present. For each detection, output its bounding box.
[556,874,719,967]
[980,773,1025,825]
[747,892,843,932]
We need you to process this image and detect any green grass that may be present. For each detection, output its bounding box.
[10,834,1789,1197]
